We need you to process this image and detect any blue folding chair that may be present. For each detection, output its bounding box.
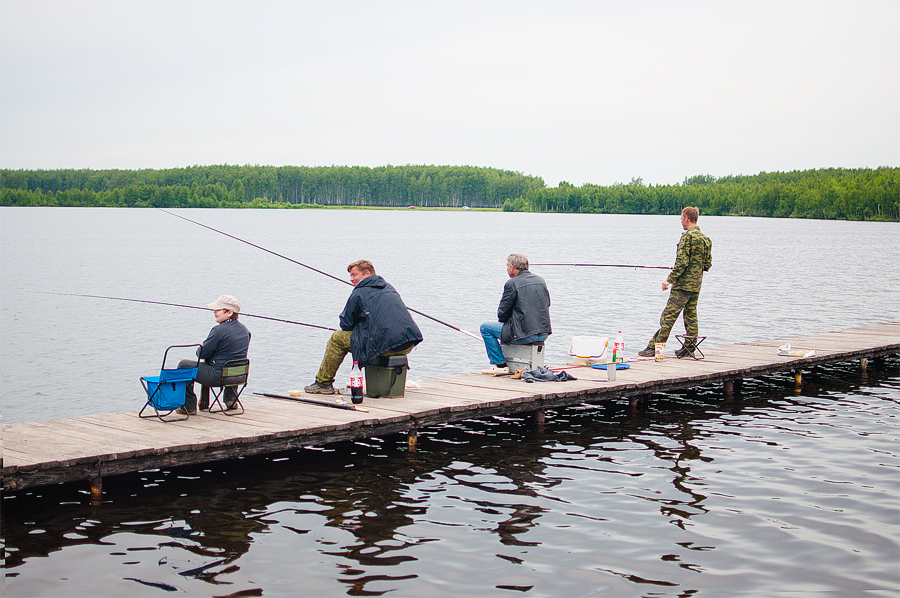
[139,344,202,422]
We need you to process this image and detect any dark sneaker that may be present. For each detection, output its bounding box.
[637,348,655,357]
[676,347,693,358]
[175,407,196,415]
[304,382,338,395]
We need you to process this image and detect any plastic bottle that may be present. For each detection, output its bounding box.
[613,331,624,362]
[350,361,364,404]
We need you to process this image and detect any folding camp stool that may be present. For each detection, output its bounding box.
[139,344,202,422]
[206,358,249,415]
[675,335,707,359]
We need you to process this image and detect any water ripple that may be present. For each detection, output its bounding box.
[3,360,899,596]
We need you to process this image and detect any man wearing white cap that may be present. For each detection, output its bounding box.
[177,294,251,414]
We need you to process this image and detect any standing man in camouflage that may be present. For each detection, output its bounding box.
[638,206,712,358]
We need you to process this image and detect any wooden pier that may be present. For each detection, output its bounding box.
[3,321,898,492]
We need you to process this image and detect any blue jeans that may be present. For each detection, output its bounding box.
[480,322,548,365]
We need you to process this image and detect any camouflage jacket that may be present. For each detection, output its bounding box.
[666,225,712,292]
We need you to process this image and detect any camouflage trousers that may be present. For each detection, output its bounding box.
[315,330,353,385]
[315,330,414,385]
[645,289,700,350]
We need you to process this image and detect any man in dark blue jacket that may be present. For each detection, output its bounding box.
[480,253,551,375]
[305,260,423,394]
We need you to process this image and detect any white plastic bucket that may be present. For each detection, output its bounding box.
[568,336,609,362]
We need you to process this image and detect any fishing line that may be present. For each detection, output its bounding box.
[47,292,337,331]
[501,263,671,270]
[157,208,349,285]
[156,208,481,340]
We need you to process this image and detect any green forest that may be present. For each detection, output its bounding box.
[1,164,897,221]
[0,165,541,210]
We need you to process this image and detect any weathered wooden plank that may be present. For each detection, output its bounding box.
[426,375,546,396]
[431,373,616,404]
[3,422,101,466]
[4,403,374,470]
[742,331,899,349]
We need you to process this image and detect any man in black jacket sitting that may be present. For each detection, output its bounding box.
[305,260,423,394]
[479,253,551,375]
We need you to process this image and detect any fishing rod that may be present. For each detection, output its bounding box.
[156,208,481,340]
[254,391,369,412]
[531,263,671,270]
[46,292,337,331]
[157,208,348,285]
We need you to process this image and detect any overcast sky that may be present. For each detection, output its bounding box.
[1,0,897,187]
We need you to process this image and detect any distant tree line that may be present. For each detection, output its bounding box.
[0,165,543,209]
[503,167,898,221]
[1,165,896,221]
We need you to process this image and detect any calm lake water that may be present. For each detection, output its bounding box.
[1,208,899,597]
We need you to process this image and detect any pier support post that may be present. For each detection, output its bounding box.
[90,477,102,504]
[723,379,734,401]
[407,429,418,452]
[534,408,545,432]
[792,369,803,396]
[861,357,868,374]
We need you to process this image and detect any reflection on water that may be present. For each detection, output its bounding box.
[4,358,898,597]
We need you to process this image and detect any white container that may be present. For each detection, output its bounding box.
[568,336,608,364]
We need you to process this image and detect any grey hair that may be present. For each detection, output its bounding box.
[507,253,529,271]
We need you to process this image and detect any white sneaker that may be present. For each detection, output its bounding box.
[481,365,510,375]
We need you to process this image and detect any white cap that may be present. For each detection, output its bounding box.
[206,294,241,313]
